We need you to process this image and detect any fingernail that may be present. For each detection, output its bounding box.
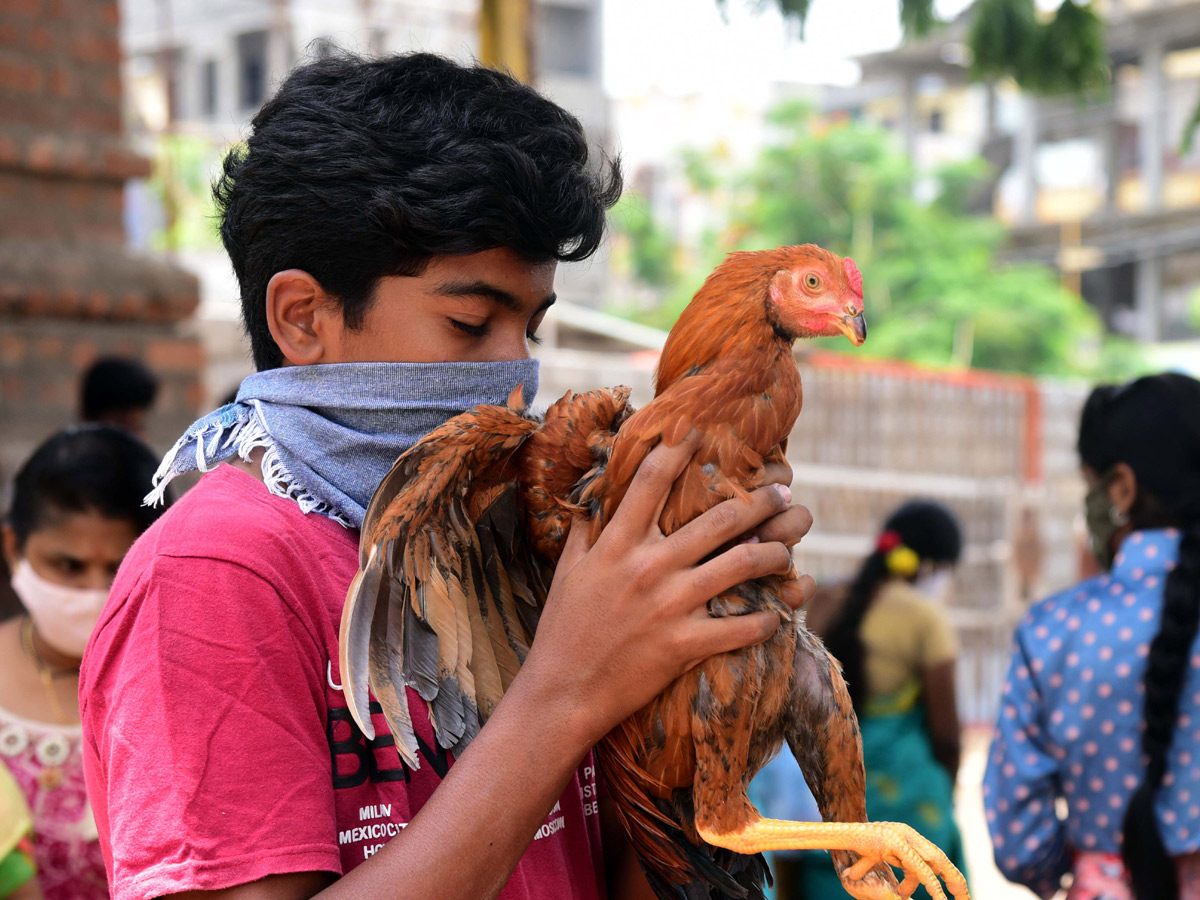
[773,484,792,504]
[742,535,761,544]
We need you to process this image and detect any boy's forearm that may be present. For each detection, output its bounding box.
[325,663,594,900]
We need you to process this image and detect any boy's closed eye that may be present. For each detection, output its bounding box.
[447,303,548,345]
[448,318,544,345]
[449,319,488,338]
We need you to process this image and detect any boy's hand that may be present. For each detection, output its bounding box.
[521,431,815,748]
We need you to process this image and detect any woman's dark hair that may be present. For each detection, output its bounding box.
[215,51,623,370]
[5,425,169,551]
[823,500,963,711]
[1081,373,1200,900]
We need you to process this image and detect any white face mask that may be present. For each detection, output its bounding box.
[11,559,110,658]
[914,568,952,603]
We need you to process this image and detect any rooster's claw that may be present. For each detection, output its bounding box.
[835,821,969,900]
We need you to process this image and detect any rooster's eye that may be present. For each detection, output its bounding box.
[804,273,821,290]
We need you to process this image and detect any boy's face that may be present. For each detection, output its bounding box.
[323,248,557,364]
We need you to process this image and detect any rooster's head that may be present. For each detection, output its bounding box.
[766,246,867,346]
[653,244,868,394]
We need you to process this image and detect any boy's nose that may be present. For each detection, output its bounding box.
[494,335,533,362]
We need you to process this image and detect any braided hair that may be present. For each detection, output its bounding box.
[823,500,963,711]
[1079,373,1200,900]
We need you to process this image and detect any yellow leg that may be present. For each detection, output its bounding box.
[696,818,970,900]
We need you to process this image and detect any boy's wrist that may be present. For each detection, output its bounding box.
[505,653,602,757]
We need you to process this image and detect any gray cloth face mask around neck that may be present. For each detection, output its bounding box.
[146,360,540,529]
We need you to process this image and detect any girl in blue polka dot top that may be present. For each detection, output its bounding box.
[985,373,1200,900]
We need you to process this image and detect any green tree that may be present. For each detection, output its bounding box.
[732,0,1109,96]
[619,103,1142,378]
[148,134,227,252]
[610,193,678,287]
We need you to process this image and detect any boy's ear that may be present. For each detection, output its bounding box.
[265,269,341,366]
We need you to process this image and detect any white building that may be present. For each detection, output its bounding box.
[121,0,606,144]
[829,0,1200,347]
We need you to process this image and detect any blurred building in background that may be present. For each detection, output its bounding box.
[824,0,1200,348]
[0,0,201,481]
[117,0,611,403]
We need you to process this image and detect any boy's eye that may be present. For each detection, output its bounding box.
[450,320,487,337]
[527,310,548,346]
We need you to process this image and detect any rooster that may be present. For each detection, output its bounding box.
[339,245,969,900]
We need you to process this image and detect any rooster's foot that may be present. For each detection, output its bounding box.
[696,818,969,900]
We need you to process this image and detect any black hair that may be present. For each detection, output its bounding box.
[80,356,159,421]
[823,500,963,711]
[1080,373,1200,900]
[5,425,170,551]
[215,51,623,370]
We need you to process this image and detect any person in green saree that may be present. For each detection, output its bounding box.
[796,501,968,899]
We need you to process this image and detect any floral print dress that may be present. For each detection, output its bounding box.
[0,708,106,900]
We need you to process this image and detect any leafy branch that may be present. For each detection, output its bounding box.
[738,0,1110,96]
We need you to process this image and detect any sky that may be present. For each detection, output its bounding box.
[602,0,974,101]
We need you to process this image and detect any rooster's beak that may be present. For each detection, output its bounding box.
[839,312,867,346]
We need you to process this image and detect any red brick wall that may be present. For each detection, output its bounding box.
[0,0,202,480]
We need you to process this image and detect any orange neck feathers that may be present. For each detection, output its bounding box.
[654,249,797,395]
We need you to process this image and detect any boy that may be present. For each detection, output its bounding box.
[80,53,813,900]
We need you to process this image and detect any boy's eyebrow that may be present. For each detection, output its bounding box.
[435,280,556,313]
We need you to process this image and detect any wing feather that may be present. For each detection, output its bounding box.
[339,544,385,740]
[340,403,548,766]
[341,388,633,768]
[373,590,419,767]
[404,585,441,702]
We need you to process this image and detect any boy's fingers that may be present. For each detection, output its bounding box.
[557,518,592,570]
[608,432,703,538]
[760,459,793,489]
[666,485,790,566]
[683,540,793,608]
[686,611,780,662]
[780,573,818,610]
[750,503,814,548]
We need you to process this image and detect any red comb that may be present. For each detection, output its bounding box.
[843,257,863,298]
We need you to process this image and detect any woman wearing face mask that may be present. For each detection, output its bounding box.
[0,426,168,900]
[985,372,1200,900]
[784,499,966,900]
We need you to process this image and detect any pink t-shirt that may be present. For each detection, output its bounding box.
[80,465,604,900]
